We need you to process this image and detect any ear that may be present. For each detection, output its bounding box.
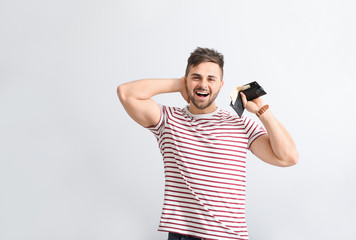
[220,80,224,88]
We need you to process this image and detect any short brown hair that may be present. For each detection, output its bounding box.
[185,47,224,78]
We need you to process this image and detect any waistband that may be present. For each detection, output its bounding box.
[168,232,205,240]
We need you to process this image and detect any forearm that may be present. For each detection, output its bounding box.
[117,78,185,101]
[117,77,187,128]
[259,109,298,164]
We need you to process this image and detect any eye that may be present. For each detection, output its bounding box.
[209,78,215,82]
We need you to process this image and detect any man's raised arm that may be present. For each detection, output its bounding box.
[240,92,299,167]
[117,77,188,128]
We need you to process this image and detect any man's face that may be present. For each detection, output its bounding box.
[186,62,224,114]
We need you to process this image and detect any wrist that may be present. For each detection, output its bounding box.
[256,104,269,117]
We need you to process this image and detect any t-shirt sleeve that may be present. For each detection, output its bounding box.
[146,104,166,139]
[243,116,267,149]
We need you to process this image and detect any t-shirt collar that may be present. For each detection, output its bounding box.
[184,105,220,119]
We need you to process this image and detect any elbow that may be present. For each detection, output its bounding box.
[282,152,299,167]
[117,84,127,103]
[289,155,299,166]
[291,150,299,165]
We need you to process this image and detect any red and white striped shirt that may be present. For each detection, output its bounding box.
[148,105,267,240]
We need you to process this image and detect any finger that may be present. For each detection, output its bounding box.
[240,92,247,107]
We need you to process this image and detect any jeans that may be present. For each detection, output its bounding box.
[168,232,204,240]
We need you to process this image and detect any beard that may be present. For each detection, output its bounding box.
[187,86,221,110]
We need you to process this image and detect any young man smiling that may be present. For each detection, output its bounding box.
[117,47,298,240]
[185,61,223,114]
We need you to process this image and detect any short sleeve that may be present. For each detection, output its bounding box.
[243,116,267,149]
[146,105,166,139]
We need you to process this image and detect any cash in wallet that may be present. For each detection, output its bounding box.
[230,81,267,117]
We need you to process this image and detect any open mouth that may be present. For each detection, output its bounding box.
[195,91,209,98]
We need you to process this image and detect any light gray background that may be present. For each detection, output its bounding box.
[1,0,355,239]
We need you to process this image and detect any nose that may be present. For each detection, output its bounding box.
[199,78,209,88]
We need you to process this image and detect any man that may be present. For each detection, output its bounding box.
[117,47,298,240]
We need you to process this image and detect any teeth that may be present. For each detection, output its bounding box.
[197,91,209,96]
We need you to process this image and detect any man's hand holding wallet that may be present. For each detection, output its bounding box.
[230,81,267,117]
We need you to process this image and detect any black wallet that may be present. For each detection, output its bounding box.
[230,81,267,117]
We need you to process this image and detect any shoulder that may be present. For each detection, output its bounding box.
[159,105,190,124]
[161,105,185,115]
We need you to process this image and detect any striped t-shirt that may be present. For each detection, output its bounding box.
[147,105,267,240]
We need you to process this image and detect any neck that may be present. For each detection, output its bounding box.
[188,103,218,114]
